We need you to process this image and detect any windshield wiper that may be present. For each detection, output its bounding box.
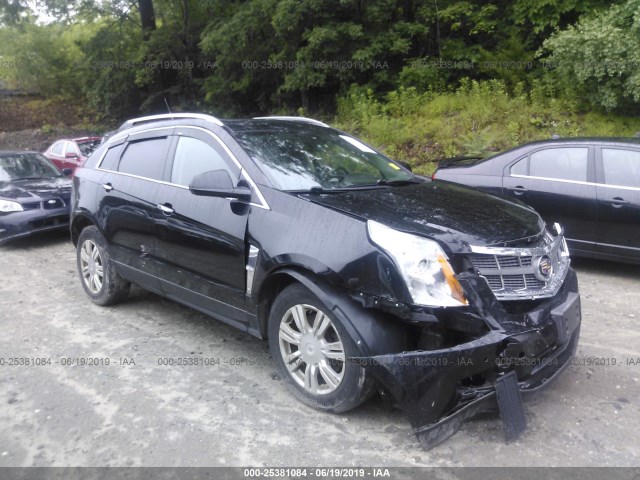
[286,178,423,194]
[287,185,384,194]
[376,178,424,186]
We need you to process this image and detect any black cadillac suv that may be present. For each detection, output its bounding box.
[70,114,581,448]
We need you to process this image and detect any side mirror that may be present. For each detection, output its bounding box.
[65,152,79,159]
[189,169,252,201]
[62,168,73,176]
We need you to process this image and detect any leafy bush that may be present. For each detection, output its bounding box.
[543,0,640,111]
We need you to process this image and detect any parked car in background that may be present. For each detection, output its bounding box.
[70,114,581,449]
[43,136,102,174]
[0,151,72,245]
[433,137,640,264]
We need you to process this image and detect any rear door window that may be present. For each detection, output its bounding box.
[601,148,640,188]
[99,144,125,171]
[118,137,170,181]
[529,148,588,182]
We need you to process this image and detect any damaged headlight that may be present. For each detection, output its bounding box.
[552,222,571,258]
[0,200,23,214]
[367,220,468,307]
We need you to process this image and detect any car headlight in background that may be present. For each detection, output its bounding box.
[0,200,24,214]
[367,220,468,307]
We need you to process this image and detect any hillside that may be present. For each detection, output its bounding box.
[0,96,105,150]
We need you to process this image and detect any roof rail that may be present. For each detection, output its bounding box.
[253,116,329,128]
[117,113,224,131]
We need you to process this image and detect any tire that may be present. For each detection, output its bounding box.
[77,226,130,306]
[268,283,374,413]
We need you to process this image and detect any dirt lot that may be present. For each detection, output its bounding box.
[0,231,639,467]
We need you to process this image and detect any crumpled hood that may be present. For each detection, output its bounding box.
[0,177,72,203]
[301,181,546,253]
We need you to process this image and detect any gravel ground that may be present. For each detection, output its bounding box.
[0,231,639,467]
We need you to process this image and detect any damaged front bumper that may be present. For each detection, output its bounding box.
[355,268,581,449]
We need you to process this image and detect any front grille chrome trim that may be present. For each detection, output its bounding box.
[469,233,570,301]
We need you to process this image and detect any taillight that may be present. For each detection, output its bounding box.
[431,172,437,180]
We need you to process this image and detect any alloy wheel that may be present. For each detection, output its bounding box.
[278,304,346,395]
[80,239,104,294]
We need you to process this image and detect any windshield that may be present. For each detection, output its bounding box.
[233,126,414,191]
[0,153,62,182]
[77,139,101,157]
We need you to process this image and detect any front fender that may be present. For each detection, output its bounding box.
[270,269,408,357]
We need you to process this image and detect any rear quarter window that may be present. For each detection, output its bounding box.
[51,142,65,156]
[510,158,527,175]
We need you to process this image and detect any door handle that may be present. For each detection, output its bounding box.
[513,186,527,196]
[611,197,628,207]
[102,183,113,192]
[157,203,175,215]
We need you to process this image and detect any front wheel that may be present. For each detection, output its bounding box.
[77,226,130,306]
[268,283,374,413]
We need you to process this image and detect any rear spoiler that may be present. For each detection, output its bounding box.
[436,156,484,169]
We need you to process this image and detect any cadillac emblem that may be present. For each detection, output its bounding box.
[535,255,554,281]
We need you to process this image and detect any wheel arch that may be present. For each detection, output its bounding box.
[71,212,97,246]
[258,268,408,357]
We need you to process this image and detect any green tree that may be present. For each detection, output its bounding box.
[543,0,640,110]
[0,21,89,96]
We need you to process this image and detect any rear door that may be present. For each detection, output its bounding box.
[595,146,640,262]
[97,128,174,292]
[152,128,251,326]
[503,146,597,255]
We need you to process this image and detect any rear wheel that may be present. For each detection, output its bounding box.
[77,226,130,305]
[268,283,374,413]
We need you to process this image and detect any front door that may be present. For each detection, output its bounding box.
[152,128,250,326]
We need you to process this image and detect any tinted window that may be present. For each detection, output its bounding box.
[171,136,232,186]
[99,144,125,171]
[602,148,640,188]
[52,142,65,156]
[510,158,527,175]
[529,148,588,182]
[118,137,169,180]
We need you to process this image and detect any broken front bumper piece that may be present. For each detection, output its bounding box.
[357,270,581,450]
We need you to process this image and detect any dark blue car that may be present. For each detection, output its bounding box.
[0,151,72,245]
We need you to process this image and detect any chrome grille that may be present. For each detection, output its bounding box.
[469,232,570,301]
[470,255,532,270]
[484,274,546,290]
